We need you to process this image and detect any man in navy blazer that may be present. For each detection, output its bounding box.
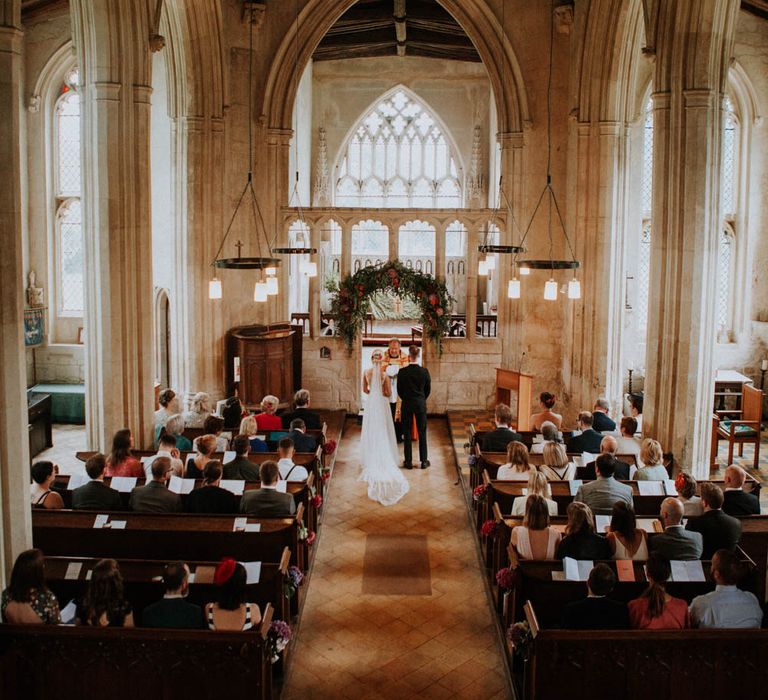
[561,564,629,629]
[592,398,616,432]
[286,418,318,453]
[397,345,431,469]
[722,465,760,516]
[566,412,605,454]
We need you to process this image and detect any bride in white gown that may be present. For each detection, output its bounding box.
[358,351,410,506]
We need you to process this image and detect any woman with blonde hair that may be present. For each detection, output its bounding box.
[636,439,667,480]
[511,470,558,516]
[182,392,211,429]
[239,416,268,454]
[497,441,534,481]
[539,441,576,481]
[510,494,561,559]
[255,395,283,432]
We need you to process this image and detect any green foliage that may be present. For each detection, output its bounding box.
[328,260,453,356]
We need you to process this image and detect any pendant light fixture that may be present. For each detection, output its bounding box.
[208,3,279,300]
[514,0,581,299]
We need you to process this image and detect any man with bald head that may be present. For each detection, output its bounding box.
[582,436,632,480]
[722,465,761,516]
[649,497,703,560]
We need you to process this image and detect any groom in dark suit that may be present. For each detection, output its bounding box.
[397,345,431,469]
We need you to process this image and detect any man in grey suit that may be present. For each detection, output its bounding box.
[650,497,703,560]
[240,461,296,517]
[72,454,123,511]
[129,457,183,513]
[575,455,634,515]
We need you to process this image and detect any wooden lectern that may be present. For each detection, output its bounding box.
[225,323,302,409]
[495,368,534,431]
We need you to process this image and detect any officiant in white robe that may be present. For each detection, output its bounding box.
[385,338,407,443]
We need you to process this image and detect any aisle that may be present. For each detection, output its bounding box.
[282,418,511,700]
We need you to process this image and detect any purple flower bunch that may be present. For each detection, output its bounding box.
[495,566,515,591]
[268,619,292,663]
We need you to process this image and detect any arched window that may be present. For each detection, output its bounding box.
[636,96,653,334]
[335,88,462,208]
[54,69,83,317]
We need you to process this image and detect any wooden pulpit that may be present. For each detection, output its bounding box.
[225,323,302,409]
[495,368,534,431]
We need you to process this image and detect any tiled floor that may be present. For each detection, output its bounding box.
[282,418,511,700]
[36,423,88,474]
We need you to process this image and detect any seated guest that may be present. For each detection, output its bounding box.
[497,441,535,481]
[556,502,611,560]
[675,472,703,517]
[129,457,182,513]
[529,392,563,431]
[240,461,296,517]
[722,465,760,516]
[281,388,322,431]
[561,563,629,629]
[606,502,648,560]
[287,418,318,452]
[530,421,562,454]
[592,397,616,432]
[629,553,690,629]
[615,417,643,465]
[689,549,762,628]
[30,461,64,510]
[685,483,741,559]
[204,414,229,453]
[185,461,237,515]
[636,439,668,480]
[581,436,633,480]
[480,404,522,452]
[76,558,134,627]
[575,454,634,515]
[154,388,179,431]
[223,434,261,481]
[255,395,283,432]
[239,416,269,453]
[629,394,643,434]
[182,392,211,429]
[649,497,703,560]
[72,454,122,511]
[277,438,309,481]
[150,433,184,479]
[142,562,204,629]
[205,559,261,631]
[105,428,143,478]
[566,412,604,454]
[186,434,217,479]
[538,441,576,481]
[1,549,60,624]
[164,414,192,452]
[511,471,557,516]
[510,494,561,559]
[222,396,246,431]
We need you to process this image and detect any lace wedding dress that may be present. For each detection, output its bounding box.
[358,366,410,506]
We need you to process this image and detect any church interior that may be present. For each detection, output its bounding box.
[1,0,768,698]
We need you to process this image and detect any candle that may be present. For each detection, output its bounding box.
[762,359,768,371]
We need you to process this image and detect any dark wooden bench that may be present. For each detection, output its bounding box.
[179,422,326,449]
[32,505,309,571]
[43,548,296,623]
[0,608,274,700]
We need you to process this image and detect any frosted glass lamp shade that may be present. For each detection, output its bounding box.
[568,278,581,299]
[543,278,558,301]
[266,276,279,295]
[478,260,488,276]
[485,256,496,271]
[507,278,521,299]
[208,277,222,299]
[253,281,268,302]
[265,266,277,276]
[519,265,530,276]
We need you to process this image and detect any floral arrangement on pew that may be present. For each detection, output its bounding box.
[311,494,323,509]
[472,484,488,503]
[320,467,331,483]
[284,566,304,600]
[322,439,337,455]
[506,621,532,655]
[327,260,453,356]
[306,530,317,546]
[481,519,499,537]
[467,453,478,473]
[495,566,516,591]
[268,620,293,663]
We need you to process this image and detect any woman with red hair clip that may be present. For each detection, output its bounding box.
[205,558,261,631]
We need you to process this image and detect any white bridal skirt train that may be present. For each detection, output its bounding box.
[358,372,410,506]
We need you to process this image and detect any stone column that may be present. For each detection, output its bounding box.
[71,0,156,449]
[340,221,352,277]
[0,0,32,582]
[466,225,480,340]
[643,0,740,477]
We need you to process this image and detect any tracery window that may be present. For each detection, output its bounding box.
[55,69,83,317]
[716,96,738,338]
[636,97,653,334]
[335,88,462,208]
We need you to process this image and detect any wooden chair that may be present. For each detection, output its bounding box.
[712,384,763,468]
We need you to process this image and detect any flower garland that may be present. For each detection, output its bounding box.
[328,260,453,355]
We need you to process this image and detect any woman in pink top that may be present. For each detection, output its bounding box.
[628,553,690,629]
[105,428,143,478]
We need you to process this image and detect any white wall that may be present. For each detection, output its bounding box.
[290,60,313,206]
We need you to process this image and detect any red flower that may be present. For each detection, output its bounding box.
[311,495,323,508]
[436,307,444,316]
[428,294,439,306]
[321,470,331,482]
[306,530,317,546]
[496,567,516,590]
[322,440,337,455]
[357,284,364,291]
[481,519,498,537]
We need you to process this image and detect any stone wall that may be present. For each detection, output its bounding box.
[26,345,84,385]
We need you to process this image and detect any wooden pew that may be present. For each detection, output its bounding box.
[522,627,768,700]
[0,607,275,700]
[470,426,575,450]
[32,505,309,572]
[53,472,319,533]
[180,422,327,449]
[43,547,295,623]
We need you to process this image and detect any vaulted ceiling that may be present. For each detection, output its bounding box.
[313,0,481,63]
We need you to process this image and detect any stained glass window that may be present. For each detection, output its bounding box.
[335,88,462,208]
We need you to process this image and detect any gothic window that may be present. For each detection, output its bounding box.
[636,223,652,333]
[351,220,389,259]
[288,221,310,317]
[335,88,462,208]
[55,70,83,317]
[716,228,734,332]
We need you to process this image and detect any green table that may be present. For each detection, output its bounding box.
[31,383,85,424]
